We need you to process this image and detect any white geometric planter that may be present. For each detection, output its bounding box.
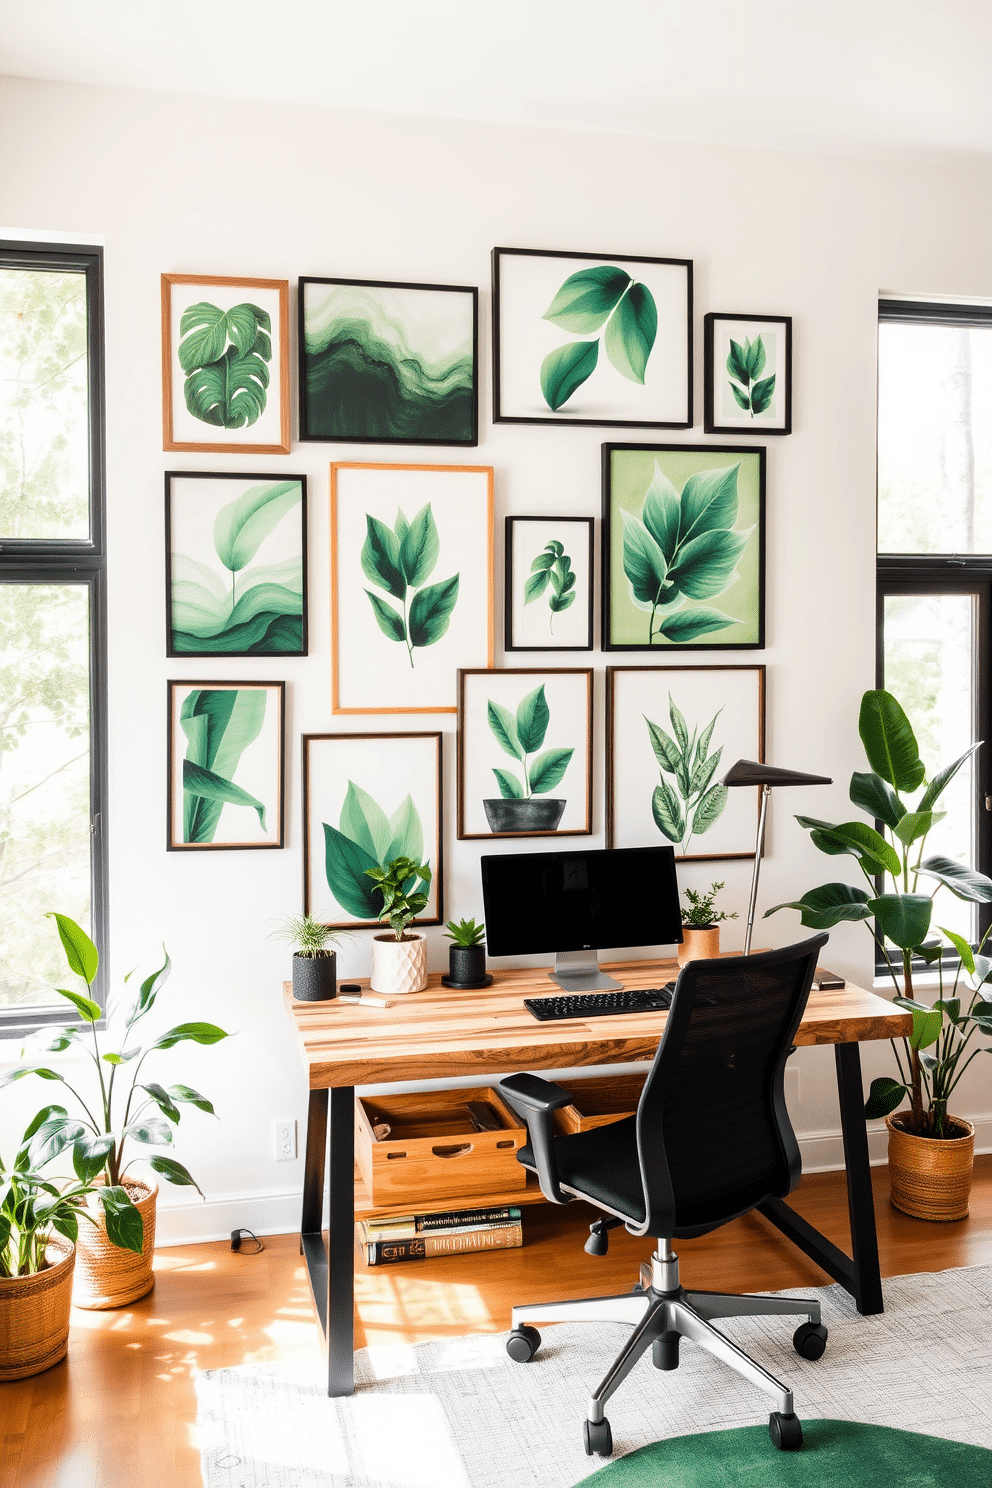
[370,932,428,995]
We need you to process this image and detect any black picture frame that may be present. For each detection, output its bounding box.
[492,246,693,429]
[165,471,308,658]
[601,443,766,653]
[704,313,792,435]
[504,515,595,652]
[298,276,479,446]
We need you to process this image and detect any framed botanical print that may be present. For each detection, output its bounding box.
[298,276,478,445]
[457,668,593,840]
[302,731,443,928]
[492,246,692,428]
[165,472,307,657]
[602,443,765,651]
[505,515,594,652]
[330,462,494,713]
[161,274,291,454]
[168,681,285,850]
[704,313,792,435]
[606,665,765,861]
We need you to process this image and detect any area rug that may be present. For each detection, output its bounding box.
[195,1264,992,1488]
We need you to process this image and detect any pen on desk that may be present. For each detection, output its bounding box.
[337,984,395,1009]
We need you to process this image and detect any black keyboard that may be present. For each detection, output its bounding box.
[524,985,676,1022]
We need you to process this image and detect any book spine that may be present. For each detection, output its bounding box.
[364,1206,522,1235]
[363,1222,523,1265]
[359,1218,517,1243]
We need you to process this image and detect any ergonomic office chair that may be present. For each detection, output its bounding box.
[498,934,831,1457]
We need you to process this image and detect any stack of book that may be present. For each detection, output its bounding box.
[356,1204,523,1266]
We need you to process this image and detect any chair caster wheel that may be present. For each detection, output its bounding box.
[584,1418,613,1457]
[769,1411,803,1450]
[793,1322,828,1360]
[506,1325,541,1363]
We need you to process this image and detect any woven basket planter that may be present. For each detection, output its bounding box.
[73,1179,158,1310]
[0,1236,75,1381]
[886,1113,975,1222]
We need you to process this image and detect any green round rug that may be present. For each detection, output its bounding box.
[575,1420,992,1487]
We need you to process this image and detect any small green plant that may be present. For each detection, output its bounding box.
[178,300,272,430]
[444,918,485,947]
[488,684,574,801]
[540,265,658,411]
[726,335,775,418]
[646,697,727,856]
[271,914,347,958]
[365,856,433,941]
[524,540,576,632]
[682,882,739,929]
[361,503,459,669]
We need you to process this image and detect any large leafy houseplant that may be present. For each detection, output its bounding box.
[768,690,992,1140]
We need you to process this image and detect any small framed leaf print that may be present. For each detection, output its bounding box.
[492,247,692,428]
[161,274,291,454]
[704,313,792,435]
[505,516,594,651]
[168,681,285,850]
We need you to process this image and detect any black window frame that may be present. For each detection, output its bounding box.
[0,240,108,1036]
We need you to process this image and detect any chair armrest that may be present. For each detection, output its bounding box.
[498,1074,574,1205]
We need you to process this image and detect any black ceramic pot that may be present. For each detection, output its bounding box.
[482,797,566,834]
[447,943,486,986]
[292,951,337,1001]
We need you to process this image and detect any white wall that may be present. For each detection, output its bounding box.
[2,76,991,1242]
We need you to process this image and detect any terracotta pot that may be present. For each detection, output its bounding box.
[74,1179,157,1309]
[292,950,337,1001]
[677,924,721,968]
[886,1112,975,1221]
[0,1236,75,1381]
[370,931,428,996]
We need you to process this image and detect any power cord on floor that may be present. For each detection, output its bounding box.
[230,1228,264,1254]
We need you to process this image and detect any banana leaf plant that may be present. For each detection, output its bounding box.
[0,915,229,1221]
[181,687,269,844]
[767,690,992,1138]
[323,781,426,922]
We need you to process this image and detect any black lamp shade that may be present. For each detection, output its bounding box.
[722,759,832,788]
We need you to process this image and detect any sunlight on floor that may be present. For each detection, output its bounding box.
[356,1274,493,1337]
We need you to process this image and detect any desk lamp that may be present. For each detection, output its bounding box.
[721,759,832,955]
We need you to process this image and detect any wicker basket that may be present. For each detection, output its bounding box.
[0,1236,75,1381]
[73,1179,158,1309]
[886,1113,976,1222]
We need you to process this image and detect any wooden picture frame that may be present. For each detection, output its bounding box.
[302,731,443,928]
[602,443,766,652]
[330,462,494,714]
[298,276,479,446]
[606,664,765,860]
[492,246,693,428]
[167,680,286,850]
[704,313,792,435]
[504,515,594,652]
[161,273,291,454]
[457,667,594,840]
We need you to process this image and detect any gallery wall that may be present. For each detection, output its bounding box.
[1,74,991,1241]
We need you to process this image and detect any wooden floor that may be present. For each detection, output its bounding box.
[2,1158,991,1487]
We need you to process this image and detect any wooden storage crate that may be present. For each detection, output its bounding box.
[553,1072,647,1135]
[355,1086,527,1206]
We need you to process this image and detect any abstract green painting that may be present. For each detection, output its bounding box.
[166,472,306,656]
[300,278,478,446]
[168,681,285,850]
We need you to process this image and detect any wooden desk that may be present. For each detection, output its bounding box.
[284,957,911,1397]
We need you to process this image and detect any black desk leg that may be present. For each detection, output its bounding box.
[835,1041,884,1315]
[326,1085,356,1396]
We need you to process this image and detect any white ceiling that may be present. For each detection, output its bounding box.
[2,0,991,162]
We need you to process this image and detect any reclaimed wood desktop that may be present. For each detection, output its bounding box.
[283,958,911,1397]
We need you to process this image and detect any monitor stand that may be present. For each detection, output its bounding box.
[550,949,623,994]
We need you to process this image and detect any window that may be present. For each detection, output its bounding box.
[877,298,992,957]
[0,240,106,1033]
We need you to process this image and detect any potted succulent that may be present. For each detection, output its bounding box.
[768,689,992,1220]
[442,918,492,989]
[0,1114,143,1380]
[1,913,229,1306]
[484,684,574,834]
[365,856,433,996]
[677,882,739,967]
[272,913,347,1001]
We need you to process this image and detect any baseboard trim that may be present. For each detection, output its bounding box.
[154,1114,992,1246]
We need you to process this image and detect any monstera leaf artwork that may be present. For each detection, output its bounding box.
[540,266,658,411]
[323,781,431,922]
[645,696,727,856]
[178,301,272,430]
[180,688,269,845]
[361,502,459,668]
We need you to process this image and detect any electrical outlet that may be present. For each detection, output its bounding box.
[274,1119,296,1161]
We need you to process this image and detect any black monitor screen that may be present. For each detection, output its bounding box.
[480,846,681,958]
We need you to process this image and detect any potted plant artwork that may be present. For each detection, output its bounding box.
[767,690,992,1220]
[677,882,738,968]
[1,914,229,1306]
[484,684,574,834]
[646,697,728,856]
[442,918,491,989]
[365,856,434,996]
[272,914,347,1002]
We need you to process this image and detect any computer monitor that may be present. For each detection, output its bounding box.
[480,845,682,993]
